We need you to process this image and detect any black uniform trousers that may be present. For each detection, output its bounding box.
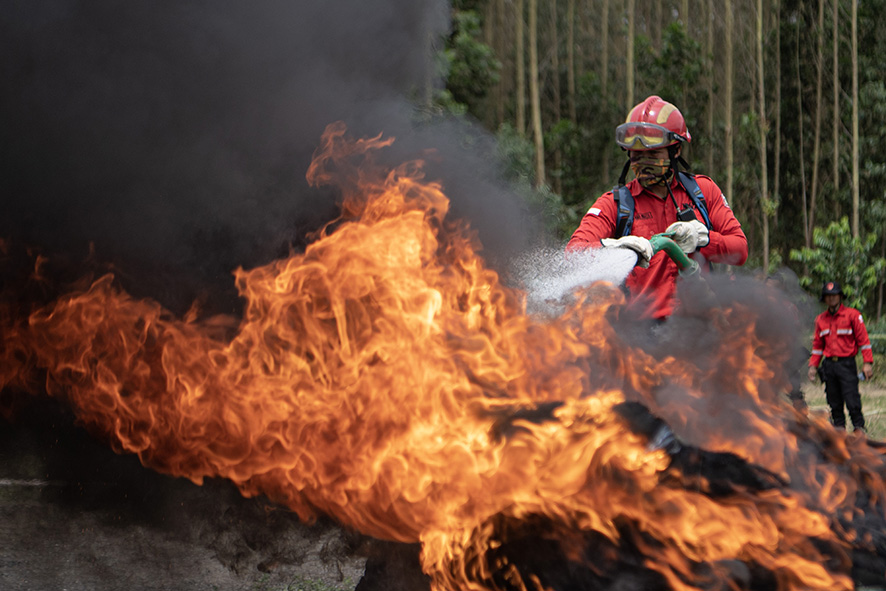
[821,356,865,429]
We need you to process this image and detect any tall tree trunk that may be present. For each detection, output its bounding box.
[757,0,769,272]
[878,236,885,322]
[483,0,498,129]
[601,0,611,181]
[550,0,563,194]
[567,0,577,122]
[809,0,825,246]
[516,0,526,135]
[798,13,809,249]
[550,0,561,124]
[601,0,610,96]
[679,0,689,110]
[725,0,735,216]
[706,0,714,174]
[627,0,635,109]
[832,0,840,219]
[496,0,506,128]
[851,0,859,237]
[529,0,545,186]
[773,1,781,231]
[654,0,662,49]
[879,237,885,321]
[580,0,592,79]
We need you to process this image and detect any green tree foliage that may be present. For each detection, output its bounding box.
[495,123,570,236]
[545,71,623,235]
[790,217,885,314]
[538,24,712,241]
[441,10,501,115]
[434,0,886,306]
[637,23,709,142]
[858,0,886,206]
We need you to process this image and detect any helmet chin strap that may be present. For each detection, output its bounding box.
[617,158,631,186]
[663,144,682,207]
[669,144,690,172]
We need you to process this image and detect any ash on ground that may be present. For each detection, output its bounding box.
[0,398,368,591]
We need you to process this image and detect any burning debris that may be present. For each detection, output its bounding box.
[2,125,886,591]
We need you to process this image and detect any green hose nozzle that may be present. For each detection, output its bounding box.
[649,233,699,277]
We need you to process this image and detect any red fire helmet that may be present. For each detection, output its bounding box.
[615,95,691,151]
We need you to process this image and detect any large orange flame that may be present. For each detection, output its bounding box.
[1,122,884,591]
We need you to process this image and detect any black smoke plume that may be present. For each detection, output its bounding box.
[1,0,541,313]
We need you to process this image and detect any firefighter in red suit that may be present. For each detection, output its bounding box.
[807,281,874,432]
[566,96,748,320]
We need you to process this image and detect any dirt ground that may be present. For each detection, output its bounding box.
[4,388,886,591]
[0,399,371,591]
[802,379,886,438]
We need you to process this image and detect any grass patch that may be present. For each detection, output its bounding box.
[251,574,355,591]
[802,379,886,440]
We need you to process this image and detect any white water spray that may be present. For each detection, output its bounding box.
[511,246,638,315]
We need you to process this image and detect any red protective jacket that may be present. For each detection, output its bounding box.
[566,174,748,319]
[809,304,874,367]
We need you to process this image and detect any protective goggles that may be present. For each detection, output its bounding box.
[615,122,687,150]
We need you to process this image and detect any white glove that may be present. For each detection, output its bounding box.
[665,220,709,253]
[601,235,654,268]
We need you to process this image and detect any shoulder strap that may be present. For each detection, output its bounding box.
[676,172,712,230]
[614,173,711,238]
[612,185,634,238]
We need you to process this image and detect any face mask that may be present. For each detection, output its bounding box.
[630,157,672,188]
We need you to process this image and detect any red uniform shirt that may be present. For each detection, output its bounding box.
[566,175,748,319]
[809,304,874,367]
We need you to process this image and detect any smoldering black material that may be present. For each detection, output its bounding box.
[486,401,565,440]
[445,400,886,591]
[618,402,886,588]
[613,401,787,495]
[472,512,778,591]
[354,541,431,591]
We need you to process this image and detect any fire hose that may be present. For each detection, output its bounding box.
[648,232,699,277]
[649,231,723,320]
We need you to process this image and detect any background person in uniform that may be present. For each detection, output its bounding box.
[807,281,874,432]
